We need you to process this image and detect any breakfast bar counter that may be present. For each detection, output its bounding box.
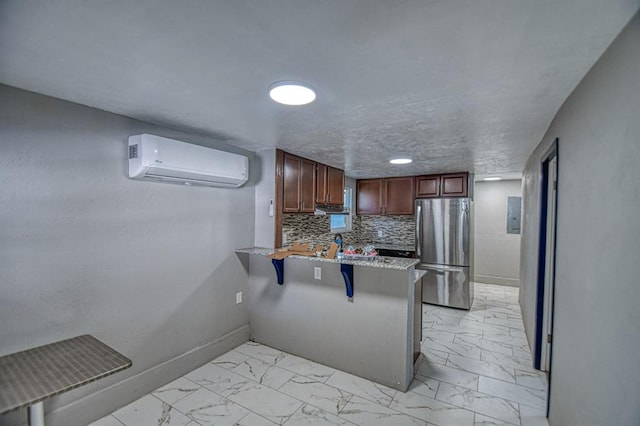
[235,247,419,270]
[236,247,422,391]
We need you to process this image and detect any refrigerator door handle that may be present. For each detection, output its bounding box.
[415,203,422,258]
[419,263,465,273]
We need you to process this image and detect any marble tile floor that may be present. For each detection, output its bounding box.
[90,283,548,426]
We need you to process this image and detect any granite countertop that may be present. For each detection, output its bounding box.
[235,247,419,271]
[372,243,415,252]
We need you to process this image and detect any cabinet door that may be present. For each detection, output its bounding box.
[315,163,328,204]
[356,179,383,215]
[300,159,316,212]
[441,173,468,197]
[385,176,415,215]
[283,154,301,212]
[326,166,345,205]
[416,175,440,198]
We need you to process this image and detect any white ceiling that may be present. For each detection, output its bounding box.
[1,1,637,178]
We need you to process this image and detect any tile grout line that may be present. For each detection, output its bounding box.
[99,284,546,426]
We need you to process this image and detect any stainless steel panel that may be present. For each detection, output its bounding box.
[415,198,470,267]
[421,265,473,309]
[415,201,422,258]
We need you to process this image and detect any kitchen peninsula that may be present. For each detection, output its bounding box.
[236,248,424,392]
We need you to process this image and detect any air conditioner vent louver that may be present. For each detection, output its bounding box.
[128,134,248,188]
[129,144,138,159]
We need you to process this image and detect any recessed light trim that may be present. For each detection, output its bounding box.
[390,158,412,165]
[483,176,502,181]
[269,81,316,105]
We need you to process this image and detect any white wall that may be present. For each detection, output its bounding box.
[248,255,415,391]
[474,180,522,286]
[254,149,276,248]
[520,12,640,425]
[0,85,254,426]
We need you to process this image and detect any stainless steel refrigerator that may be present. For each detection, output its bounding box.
[415,198,474,309]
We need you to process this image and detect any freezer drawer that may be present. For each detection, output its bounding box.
[420,264,473,309]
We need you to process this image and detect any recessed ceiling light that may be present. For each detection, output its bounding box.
[269,81,316,105]
[390,158,412,165]
[483,176,502,181]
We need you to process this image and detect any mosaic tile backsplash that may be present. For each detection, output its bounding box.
[282,214,415,248]
[282,214,338,246]
[357,215,416,246]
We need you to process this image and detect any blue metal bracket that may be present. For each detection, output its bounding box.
[271,259,284,285]
[340,264,354,299]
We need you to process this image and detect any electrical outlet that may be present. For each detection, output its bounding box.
[314,267,321,280]
[283,233,288,244]
[378,230,383,238]
[236,291,243,304]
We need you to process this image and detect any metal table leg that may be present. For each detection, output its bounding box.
[28,401,45,426]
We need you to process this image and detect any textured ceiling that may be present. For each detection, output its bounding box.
[1,1,637,178]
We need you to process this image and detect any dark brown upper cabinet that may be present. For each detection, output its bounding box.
[315,163,328,205]
[356,179,383,215]
[316,164,345,206]
[441,173,468,197]
[416,172,469,198]
[385,177,415,214]
[415,175,441,198]
[326,166,345,205]
[356,177,415,215]
[283,153,316,213]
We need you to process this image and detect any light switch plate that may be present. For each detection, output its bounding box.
[378,230,383,238]
[236,291,243,304]
[314,267,321,280]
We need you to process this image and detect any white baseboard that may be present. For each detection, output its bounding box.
[37,325,250,426]
[474,275,520,287]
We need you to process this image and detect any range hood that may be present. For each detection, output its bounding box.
[314,204,350,215]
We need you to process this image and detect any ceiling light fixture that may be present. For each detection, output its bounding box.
[269,81,316,106]
[483,176,502,181]
[390,158,412,165]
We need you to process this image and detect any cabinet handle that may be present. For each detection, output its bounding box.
[328,193,331,202]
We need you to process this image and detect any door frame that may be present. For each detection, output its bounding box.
[534,138,559,413]
[540,155,557,373]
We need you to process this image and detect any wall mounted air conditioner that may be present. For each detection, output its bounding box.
[128,134,249,188]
